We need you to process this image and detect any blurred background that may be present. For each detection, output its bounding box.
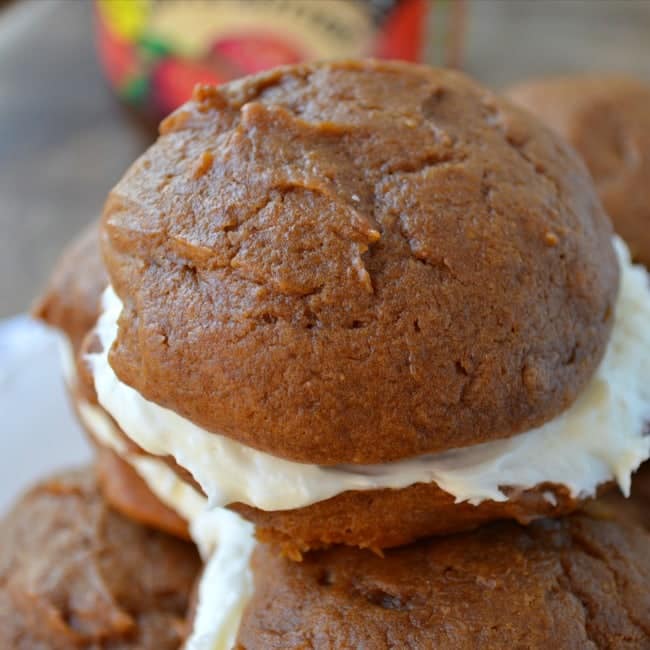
[1,0,650,318]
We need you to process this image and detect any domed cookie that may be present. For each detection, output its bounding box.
[101,60,618,463]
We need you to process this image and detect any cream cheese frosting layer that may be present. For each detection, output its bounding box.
[75,397,255,650]
[58,327,254,650]
[89,237,650,511]
[186,506,255,650]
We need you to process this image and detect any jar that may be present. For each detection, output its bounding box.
[95,0,465,121]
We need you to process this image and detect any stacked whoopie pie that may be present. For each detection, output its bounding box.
[4,60,650,649]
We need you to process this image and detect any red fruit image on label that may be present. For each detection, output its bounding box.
[211,34,305,76]
[152,58,225,117]
[374,0,427,61]
[94,0,467,121]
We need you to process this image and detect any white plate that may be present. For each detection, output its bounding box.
[0,315,91,514]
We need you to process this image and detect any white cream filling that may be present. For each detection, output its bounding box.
[75,398,255,650]
[59,336,255,649]
[187,507,255,650]
[89,237,650,511]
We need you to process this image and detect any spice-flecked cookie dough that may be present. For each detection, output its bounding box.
[42,61,650,553]
[233,472,650,650]
[507,75,650,267]
[0,468,200,650]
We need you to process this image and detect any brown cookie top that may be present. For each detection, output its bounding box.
[33,221,108,353]
[507,75,650,267]
[102,59,618,464]
[0,468,200,649]
[236,500,650,649]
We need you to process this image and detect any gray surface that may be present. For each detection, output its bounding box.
[0,0,150,318]
[466,0,650,87]
[0,316,91,512]
[1,0,650,317]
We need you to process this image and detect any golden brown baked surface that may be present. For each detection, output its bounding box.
[102,59,618,464]
[0,468,200,649]
[507,74,650,267]
[235,468,650,649]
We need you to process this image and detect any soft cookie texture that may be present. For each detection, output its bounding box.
[0,469,200,649]
[102,59,618,464]
[507,75,650,267]
[235,476,650,649]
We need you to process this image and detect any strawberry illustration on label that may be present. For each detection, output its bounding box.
[94,0,463,122]
[374,0,427,61]
[211,34,305,76]
[152,58,224,116]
